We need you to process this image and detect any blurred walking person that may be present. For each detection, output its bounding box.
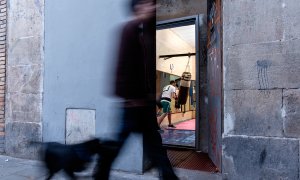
[93,0,178,179]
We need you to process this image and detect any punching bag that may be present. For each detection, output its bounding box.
[177,71,192,105]
[177,56,192,113]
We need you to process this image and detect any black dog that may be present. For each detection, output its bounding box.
[33,138,101,180]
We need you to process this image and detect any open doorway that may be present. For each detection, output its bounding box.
[156,15,221,173]
[156,17,199,149]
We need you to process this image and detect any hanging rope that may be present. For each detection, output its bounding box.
[184,54,191,72]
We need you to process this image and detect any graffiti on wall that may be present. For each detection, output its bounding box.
[257,60,271,95]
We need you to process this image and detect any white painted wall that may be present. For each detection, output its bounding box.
[44,0,144,173]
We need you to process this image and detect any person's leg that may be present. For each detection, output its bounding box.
[143,106,178,180]
[165,102,175,128]
[167,113,176,128]
[157,107,162,116]
[156,100,163,116]
[157,113,167,125]
[157,101,170,126]
[167,113,172,125]
[93,140,123,180]
[94,107,133,180]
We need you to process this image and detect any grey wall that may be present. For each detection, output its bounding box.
[157,0,207,21]
[223,0,300,179]
[44,0,143,173]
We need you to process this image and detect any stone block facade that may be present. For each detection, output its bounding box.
[283,89,300,138]
[223,136,299,180]
[224,90,283,137]
[157,0,207,21]
[223,0,300,179]
[5,0,44,159]
[0,0,6,154]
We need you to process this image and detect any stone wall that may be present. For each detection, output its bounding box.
[0,0,6,154]
[157,0,207,21]
[223,0,300,179]
[5,0,44,159]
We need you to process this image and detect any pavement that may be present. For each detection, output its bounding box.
[0,155,222,180]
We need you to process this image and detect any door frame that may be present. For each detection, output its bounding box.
[156,15,201,150]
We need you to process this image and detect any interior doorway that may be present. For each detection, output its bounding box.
[156,16,199,149]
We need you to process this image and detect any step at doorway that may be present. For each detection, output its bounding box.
[167,148,219,173]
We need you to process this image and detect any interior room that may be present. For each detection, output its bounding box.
[156,24,197,148]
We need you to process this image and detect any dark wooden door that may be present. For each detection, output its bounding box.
[207,0,222,171]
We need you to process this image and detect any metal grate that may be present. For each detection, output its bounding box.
[167,149,218,172]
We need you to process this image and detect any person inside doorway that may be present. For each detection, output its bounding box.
[157,80,177,128]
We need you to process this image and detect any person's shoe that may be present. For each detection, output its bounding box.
[168,124,176,128]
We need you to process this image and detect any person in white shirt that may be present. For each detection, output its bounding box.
[157,80,177,128]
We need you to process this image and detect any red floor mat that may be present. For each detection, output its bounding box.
[166,119,195,130]
[167,149,218,172]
